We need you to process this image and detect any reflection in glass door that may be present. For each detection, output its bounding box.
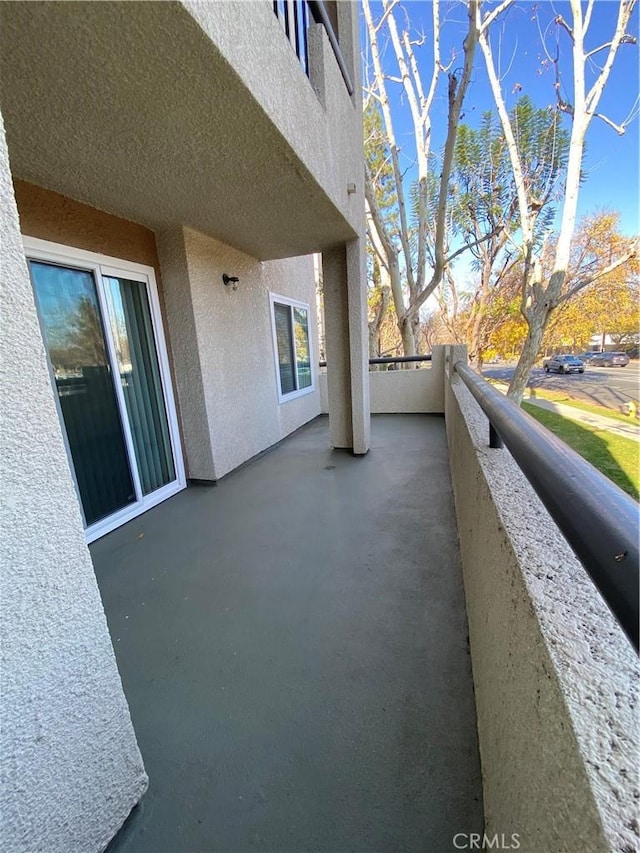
[103,276,176,495]
[30,262,136,526]
[27,241,185,541]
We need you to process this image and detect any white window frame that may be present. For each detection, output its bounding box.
[23,236,186,544]
[269,292,315,404]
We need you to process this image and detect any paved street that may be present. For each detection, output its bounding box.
[483,362,640,413]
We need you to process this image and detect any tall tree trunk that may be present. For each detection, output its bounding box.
[400,317,417,359]
[468,292,489,368]
[507,309,548,403]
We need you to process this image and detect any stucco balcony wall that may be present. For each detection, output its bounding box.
[0,112,147,853]
[443,352,639,853]
[319,355,444,415]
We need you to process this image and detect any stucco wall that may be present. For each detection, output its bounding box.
[183,0,363,243]
[319,369,440,414]
[0,114,147,852]
[0,2,364,262]
[319,348,446,415]
[13,180,162,277]
[13,180,187,461]
[158,227,321,481]
[444,355,639,853]
[368,369,439,413]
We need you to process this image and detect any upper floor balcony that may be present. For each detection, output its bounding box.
[0,1,361,261]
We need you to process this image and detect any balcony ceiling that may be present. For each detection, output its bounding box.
[0,1,357,261]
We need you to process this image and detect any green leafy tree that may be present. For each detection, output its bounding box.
[448,98,570,366]
[364,101,399,357]
[477,0,638,402]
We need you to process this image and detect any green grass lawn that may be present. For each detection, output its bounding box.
[522,402,639,500]
[487,378,638,423]
[526,387,636,423]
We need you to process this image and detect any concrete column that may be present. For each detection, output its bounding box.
[322,238,370,454]
[155,227,216,482]
[430,345,446,411]
[445,344,468,383]
[345,237,370,454]
[0,110,147,853]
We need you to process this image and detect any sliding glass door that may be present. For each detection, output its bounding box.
[26,239,185,542]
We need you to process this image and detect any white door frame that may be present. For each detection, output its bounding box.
[23,236,186,543]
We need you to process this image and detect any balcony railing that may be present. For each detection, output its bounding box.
[454,360,639,650]
[272,0,354,95]
[319,354,432,369]
[273,0,310,76]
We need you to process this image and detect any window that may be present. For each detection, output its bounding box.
[269,293,314,402]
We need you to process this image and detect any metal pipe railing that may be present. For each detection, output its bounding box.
[307,1,355,95]
[319,354,432,368]
[454,360,639,651]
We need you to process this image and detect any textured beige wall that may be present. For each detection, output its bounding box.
[363,369,439,414]
[322,244,353,448]
[156,227,215,481]
[345,237,370,454]
[14,180,162,276]
[319,368,443,414]
[321,238,370,453]
[444,351,639,853]
[183,0,363,242]
[319,346,446,416]
[14,181,186,455]
[0,113,147,853]
[0,2,364,261]
[158,227,321,481]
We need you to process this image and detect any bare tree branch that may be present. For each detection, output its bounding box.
[478,7,534,247]
[586,34,637,59]
[375,0,400,35]
[479,0,514,35]
[419,0,480,306]
[363,0,416,295]
[386,0,434,292]
[364,161,396,262]
[592,112,627,134]
[555,15,574,41]
[366,220,390,273]
[444,229,503,268]
[556,239,639,304]
[585,0,636,114]
[583,0,596,33]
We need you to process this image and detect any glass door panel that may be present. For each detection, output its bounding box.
[102,276,176,495]
[274,302,296,394]
[29,261,135,526]
[293,306,311,389]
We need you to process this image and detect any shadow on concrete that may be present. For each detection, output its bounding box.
[94,415,483,853]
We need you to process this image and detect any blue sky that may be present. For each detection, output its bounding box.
[363,1,639,235]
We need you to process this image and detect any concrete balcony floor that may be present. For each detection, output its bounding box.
[93,415,482,853]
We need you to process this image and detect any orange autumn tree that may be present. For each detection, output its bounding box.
[543,211,640,352]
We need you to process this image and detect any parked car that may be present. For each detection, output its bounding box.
[543,354,585,374]
[579,352,599,361]
[589,351,630,367]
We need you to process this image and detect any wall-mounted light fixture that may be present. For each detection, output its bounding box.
[222,274,239,291]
